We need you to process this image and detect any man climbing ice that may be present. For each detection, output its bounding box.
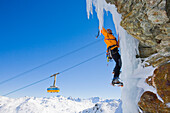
[101,27,122,86]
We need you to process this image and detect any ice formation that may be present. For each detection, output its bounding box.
[86,0,158,113]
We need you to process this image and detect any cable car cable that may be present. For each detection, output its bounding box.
[59,52,105,74]
[3,77,51,96]
[0,38,103,85]
[3,51,105,96]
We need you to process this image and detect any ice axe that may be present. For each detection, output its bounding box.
[96,28,100,38]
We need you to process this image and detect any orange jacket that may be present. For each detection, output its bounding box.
[101,27,119,52]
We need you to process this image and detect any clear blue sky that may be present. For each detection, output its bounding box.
[0,0,121,99]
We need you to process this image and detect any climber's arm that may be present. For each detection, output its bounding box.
[101,27,108,37]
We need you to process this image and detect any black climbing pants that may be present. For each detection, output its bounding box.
[111,47,122,78]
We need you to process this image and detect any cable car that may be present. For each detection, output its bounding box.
[47,73,60,93]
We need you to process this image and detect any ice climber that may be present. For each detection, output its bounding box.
[101,27,122,85]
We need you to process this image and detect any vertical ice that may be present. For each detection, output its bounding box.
[86,0,93,19]
[86,0,141,113]
[86,0,105,30]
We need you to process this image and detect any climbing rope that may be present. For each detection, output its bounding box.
[0,38,103,85]
[3,52,105,96]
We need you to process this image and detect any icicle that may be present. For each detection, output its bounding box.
[86,0,122,35]
[86,0,93,19]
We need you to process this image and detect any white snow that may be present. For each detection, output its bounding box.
[86,0,163,113]
[0,96,121,113]
[81,101,121,113]
[166,103,170,108]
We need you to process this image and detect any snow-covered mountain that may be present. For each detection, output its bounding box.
[81,100,122,113]
[0,96,121,113]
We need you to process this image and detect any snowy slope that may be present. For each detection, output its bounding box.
[0,96,121,113]
[81,100,122,113]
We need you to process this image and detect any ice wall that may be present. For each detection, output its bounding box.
[86,0,120,32]
[86,0,143,112]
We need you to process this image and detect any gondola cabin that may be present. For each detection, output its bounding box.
[47,86,60,93]
[47,73,60,93]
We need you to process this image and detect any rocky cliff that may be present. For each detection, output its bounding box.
[106,0,169,112]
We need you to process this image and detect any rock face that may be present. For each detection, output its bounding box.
[105,0,169,112]
[138,91,169,113]
[143,63,170,112]
[153,63,170,104]
[106,0,169,60]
